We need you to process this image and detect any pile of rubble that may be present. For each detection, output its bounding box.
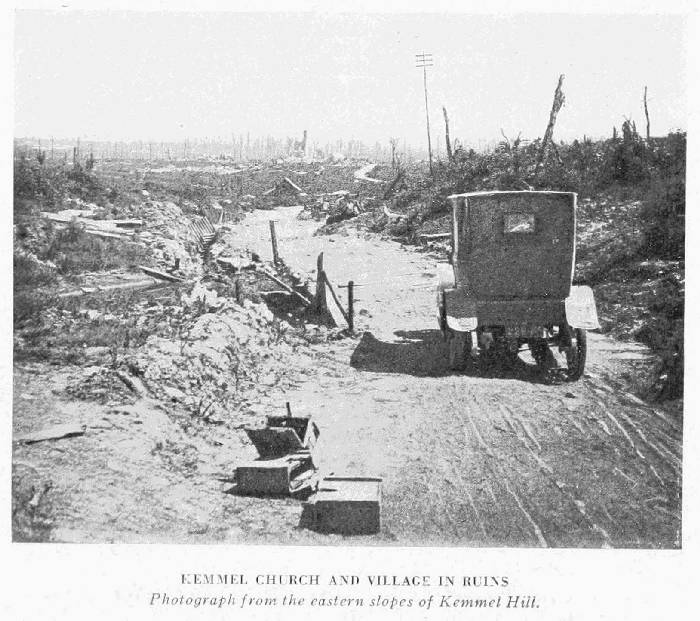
[122,291,300,423]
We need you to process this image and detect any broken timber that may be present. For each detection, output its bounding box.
[259,269,311,305]
[235,412,320,496]
[17,423,86,444]
[57,277,160,298]
[282,177,303,193]
[139,265,185,283]
[321,271,350,328]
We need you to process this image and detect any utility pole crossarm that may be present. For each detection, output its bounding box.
[415,52,434,176]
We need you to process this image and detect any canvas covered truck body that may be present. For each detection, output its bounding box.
[438,191,599,379]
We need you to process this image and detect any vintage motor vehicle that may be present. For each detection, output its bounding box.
[437,190,600,380]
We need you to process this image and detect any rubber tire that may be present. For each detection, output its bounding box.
[566,328,587,381]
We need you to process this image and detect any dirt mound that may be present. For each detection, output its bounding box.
[123,292,300,423]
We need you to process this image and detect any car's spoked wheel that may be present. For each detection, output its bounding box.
[565,328,587,381]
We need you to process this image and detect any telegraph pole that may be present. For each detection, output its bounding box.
[415,52,434,175]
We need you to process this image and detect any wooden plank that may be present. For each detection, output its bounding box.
[139,265,185,283]
[266,415,319,451]
[17,423,86,444]
[321,271,350,327]
[57,278,159,298]
[245,427,304,458]
[418,232,451,240]
[84,230,131,240]
[282,177,303,193]
[259,269,311,305]
[113,219,144,228]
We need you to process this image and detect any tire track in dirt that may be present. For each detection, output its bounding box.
[217,206,682,547]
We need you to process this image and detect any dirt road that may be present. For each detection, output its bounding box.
[221,207,683,548]
[12,205,682,547]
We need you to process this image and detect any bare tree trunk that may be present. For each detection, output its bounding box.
[643,86,651,142]
[535,74,566,175]
[443,106,453,163]
[389,138,398,169]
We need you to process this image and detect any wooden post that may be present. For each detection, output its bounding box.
[322,272,350,326]
[347,280,355,333]
[234,277,242,304]
[313,252,327,313]
[269,220,280,265]
[286,402,292,417]
[421,65,433,176]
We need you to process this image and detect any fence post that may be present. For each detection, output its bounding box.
[313,252,327,313]
[347,280,355,333]
[269,220,280,265]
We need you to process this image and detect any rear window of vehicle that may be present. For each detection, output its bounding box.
[503,213,535,234]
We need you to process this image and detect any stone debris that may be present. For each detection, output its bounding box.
[122,296,295,419]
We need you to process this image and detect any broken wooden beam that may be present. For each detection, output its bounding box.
[57,277,160,298]
[139,265,185,283]
[259,269,311,305]
[282,177,303,193]
[418,232,451,240]
[83,229,132,241]
[17,423,86,444]
[321,271,350,326]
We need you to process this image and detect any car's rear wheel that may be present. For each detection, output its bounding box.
[565,328,587,381]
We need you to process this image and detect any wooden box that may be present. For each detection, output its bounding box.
[303,476,382,535]
[245,416,319,459]
[235,453,316,496]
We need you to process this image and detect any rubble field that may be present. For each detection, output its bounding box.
[13,157,681,546]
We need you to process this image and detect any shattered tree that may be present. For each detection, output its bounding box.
[443,106,453,163]
[535,74,566,175]
[644,86,651,142]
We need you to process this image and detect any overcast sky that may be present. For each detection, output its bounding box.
[14,11,687,147]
